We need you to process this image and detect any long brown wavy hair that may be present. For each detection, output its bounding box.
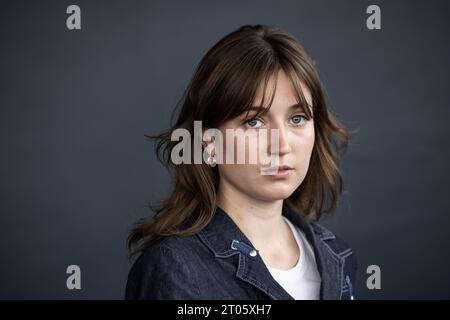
[127,24,351,256]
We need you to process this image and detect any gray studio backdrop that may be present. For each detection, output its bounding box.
[1,0,449,299]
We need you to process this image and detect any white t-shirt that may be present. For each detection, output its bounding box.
[266,216,322,300]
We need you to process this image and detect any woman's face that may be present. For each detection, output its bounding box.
[215,70,315,201]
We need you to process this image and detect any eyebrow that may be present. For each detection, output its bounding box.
[248,102,310,112]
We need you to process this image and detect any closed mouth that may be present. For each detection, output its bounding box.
[260,165,293,175]
[277,165,293,171]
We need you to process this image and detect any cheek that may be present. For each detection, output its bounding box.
[304,130,315,154]
[218,163,262,196]
[292,124,315,162]
[220,164,253,180]
[219,132,261,181]
[220,129,261,165]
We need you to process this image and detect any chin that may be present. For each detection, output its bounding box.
[258,185,296,201]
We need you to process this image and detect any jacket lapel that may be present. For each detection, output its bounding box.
[198,203,342,300]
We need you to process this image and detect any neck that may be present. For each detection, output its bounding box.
[216,179,287,250]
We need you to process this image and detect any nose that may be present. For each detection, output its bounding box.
[267,122,291,156]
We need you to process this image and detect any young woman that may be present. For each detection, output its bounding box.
[125,24,357,300]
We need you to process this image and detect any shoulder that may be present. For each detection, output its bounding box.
[136,235,201,264]
[125,235,202,300]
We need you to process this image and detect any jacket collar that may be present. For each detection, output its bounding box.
[197,202,343,300]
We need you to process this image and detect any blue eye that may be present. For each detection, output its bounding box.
[290,115,306,126]
[244,118,263,129]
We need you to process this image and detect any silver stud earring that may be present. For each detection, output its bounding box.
[206,153,217,167]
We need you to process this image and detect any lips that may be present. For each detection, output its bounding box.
[277,165,293,171]
[260,164,293,175]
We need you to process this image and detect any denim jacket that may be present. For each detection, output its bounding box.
[125,203,357,300]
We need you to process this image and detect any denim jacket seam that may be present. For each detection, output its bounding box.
[339,256,345,299]
[338,248,352,256]
[319,240,346,300]
[320,239,356,299]
[340,250,353,259]
[320,240,344,263]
